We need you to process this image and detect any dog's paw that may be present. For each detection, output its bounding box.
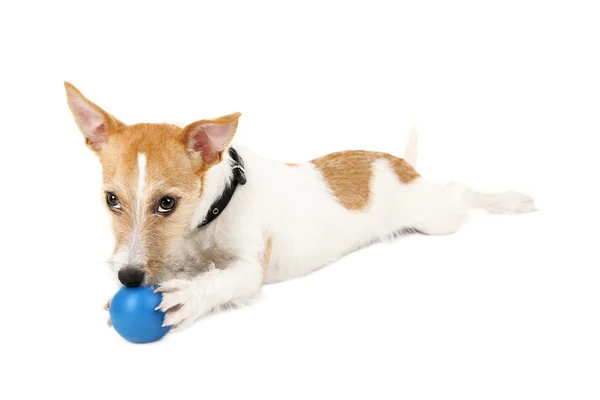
[155,279,207,330]
[104,298,112,327]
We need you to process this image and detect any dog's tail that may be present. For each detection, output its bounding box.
[403,123,419,167]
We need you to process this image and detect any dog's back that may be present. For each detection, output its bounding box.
[232,141,535,283]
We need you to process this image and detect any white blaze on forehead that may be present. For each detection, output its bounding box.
[127,152,147,266]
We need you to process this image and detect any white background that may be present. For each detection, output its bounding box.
[1,1,599,399]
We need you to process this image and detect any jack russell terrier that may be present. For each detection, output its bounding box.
[64,82,537,330]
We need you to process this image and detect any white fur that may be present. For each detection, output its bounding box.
[108,244,128,283]
[156,138,537,329]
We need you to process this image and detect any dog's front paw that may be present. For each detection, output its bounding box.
[154,279,208,330]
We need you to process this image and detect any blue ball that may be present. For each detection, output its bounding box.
[109,286,170,343]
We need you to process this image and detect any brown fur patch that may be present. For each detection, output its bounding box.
[310,151,419,210]
[286,163,299,167]
[380,153,420,183]
[260,236,273,284]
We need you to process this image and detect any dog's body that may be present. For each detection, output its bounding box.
[65,82,536,330]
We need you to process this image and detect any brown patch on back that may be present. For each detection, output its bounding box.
[286,163,299,167]
[260,236,273,284]
[310,150,419,210]
[380,153,420,183]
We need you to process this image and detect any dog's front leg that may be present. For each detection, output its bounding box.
[155,257,263,330]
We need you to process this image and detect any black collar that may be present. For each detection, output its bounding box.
[197,147,247,229]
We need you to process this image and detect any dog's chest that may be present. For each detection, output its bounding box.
[169,227,239,272]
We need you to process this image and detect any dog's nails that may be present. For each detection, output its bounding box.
[165,304,183,313]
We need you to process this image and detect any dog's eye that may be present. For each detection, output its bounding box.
[106,192,121,209]
[157,196,176,214]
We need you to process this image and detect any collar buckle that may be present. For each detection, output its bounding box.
[229,147,247,185]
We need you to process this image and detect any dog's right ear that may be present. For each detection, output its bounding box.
[64,82,125,154]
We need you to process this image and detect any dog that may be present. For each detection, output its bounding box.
[64,82,537,330]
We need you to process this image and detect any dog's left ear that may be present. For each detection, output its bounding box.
[180,112,241,170]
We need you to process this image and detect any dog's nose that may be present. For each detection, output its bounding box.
[118,267,145,287]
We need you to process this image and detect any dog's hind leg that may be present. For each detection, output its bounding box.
[395,178,537,236]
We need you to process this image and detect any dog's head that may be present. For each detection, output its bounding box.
[65,82,240,286]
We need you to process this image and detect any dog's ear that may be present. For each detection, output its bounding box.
[180,112,241,170]
[64,82,125,154]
